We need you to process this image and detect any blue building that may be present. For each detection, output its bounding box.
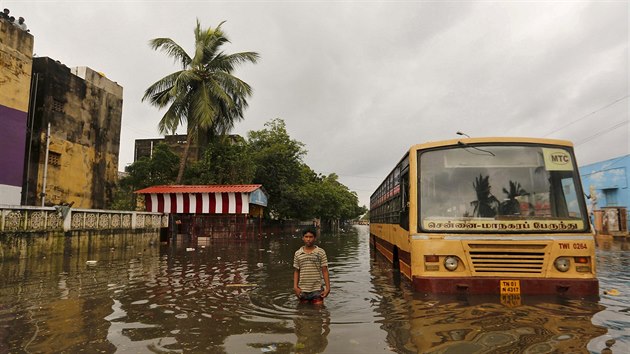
[579,154,629,228]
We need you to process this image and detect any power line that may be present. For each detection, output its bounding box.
[543,95,629,137]
[574,120,628,146]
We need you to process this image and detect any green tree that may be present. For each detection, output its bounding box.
[248,119,308,218]
[247,119,366,222]
[143,20,259,183]
[315,173,366,223]
[283,164,322,219]
[111,143,179,210]
[184,135,255,185]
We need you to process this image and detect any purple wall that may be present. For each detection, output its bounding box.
[0,105,27,186]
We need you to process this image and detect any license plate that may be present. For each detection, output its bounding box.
[500,280,521,295]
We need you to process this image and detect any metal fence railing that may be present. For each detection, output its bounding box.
[0,205,167,232]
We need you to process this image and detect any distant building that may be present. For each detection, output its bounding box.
[579,154,629,227]
[22,58,123,208]
[0,19,34,205]
[134,135,198,163]
[134,134,244,163]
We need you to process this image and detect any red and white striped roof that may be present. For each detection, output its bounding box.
[135,185,264,214]
[135,185,262,194]
[143,192,249,214]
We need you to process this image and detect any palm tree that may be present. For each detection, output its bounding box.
[143,20,259,183]
[500,180,529,215]
[471,174,498,217]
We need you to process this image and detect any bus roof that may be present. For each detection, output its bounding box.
[370,137,575,201]
[410,137,574,151]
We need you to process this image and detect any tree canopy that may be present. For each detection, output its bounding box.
[111,143,179,210]
[114,119,366,222]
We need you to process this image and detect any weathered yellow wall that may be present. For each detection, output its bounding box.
[0,20,33,205]
[35,139,121,208]
[37,137,95,208]
[27,58,123,209]
[0,20,33,111]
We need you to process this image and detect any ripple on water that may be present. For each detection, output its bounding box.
[2,228,629,353]
[592,245,630,353]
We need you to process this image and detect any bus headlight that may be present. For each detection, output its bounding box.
[444,256,459,271]
[554,257,570,272]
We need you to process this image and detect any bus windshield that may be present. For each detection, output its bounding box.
[419,144,588,233]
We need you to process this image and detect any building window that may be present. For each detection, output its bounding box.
[48,151,61,166]
[52,99,64,113]
[603,188,618,206]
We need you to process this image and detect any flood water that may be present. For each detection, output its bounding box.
[0,225,629,353]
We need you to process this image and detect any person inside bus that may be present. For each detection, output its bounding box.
[293,229,330,304]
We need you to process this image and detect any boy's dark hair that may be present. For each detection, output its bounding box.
[302,228,317,237]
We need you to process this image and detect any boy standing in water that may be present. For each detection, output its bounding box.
[293,229,330,304]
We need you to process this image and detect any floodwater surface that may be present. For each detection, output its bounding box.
[0,226,629,353]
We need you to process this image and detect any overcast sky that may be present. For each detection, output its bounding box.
[5,0,628,207]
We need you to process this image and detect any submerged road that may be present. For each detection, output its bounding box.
[0,226,628,353]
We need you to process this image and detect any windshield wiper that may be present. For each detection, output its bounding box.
[457,141,496,156]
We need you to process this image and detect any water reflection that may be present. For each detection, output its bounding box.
[0,227,628,353]
[223,304,331,354]
[409,298,605,353]
[591,236,630,354]
[369,230,629,354]
[294,304,331,353]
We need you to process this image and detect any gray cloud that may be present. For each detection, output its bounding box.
[7,0,627,207]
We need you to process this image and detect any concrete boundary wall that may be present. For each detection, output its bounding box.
[0,229,160,262]
[0,205,168,232]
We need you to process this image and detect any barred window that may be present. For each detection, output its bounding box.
[52,99,64,113]
[48,151,61,166]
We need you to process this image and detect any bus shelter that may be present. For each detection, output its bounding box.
[135,185,268,239]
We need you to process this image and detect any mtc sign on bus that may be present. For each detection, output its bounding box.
[543,148,573,171]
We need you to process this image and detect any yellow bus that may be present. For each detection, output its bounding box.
[369,137,598,295]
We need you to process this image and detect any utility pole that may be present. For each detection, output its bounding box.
[41,122,51,207]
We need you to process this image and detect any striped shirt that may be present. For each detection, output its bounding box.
[293,246,328,292]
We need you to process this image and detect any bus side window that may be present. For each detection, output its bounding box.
[400,170,409,230]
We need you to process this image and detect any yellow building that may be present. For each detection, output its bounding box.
[22,58,123,209]
[0,19,33,205]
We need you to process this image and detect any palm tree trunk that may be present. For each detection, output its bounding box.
[176,137,192,184]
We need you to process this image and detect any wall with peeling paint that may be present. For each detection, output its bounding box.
[580,155,629,228]
[0,20,33,205]
[23,57,123,209]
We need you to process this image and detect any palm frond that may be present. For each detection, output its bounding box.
[196,37,227,68]
[150,88,175,108]
[213,72,253,98]
[158,101,186,134]
[190,85,218,129]
[149,38,192,68]
[143,70,187,103]
[207,78,234,107]
[172,70,199,93]
[212,52,260,72]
